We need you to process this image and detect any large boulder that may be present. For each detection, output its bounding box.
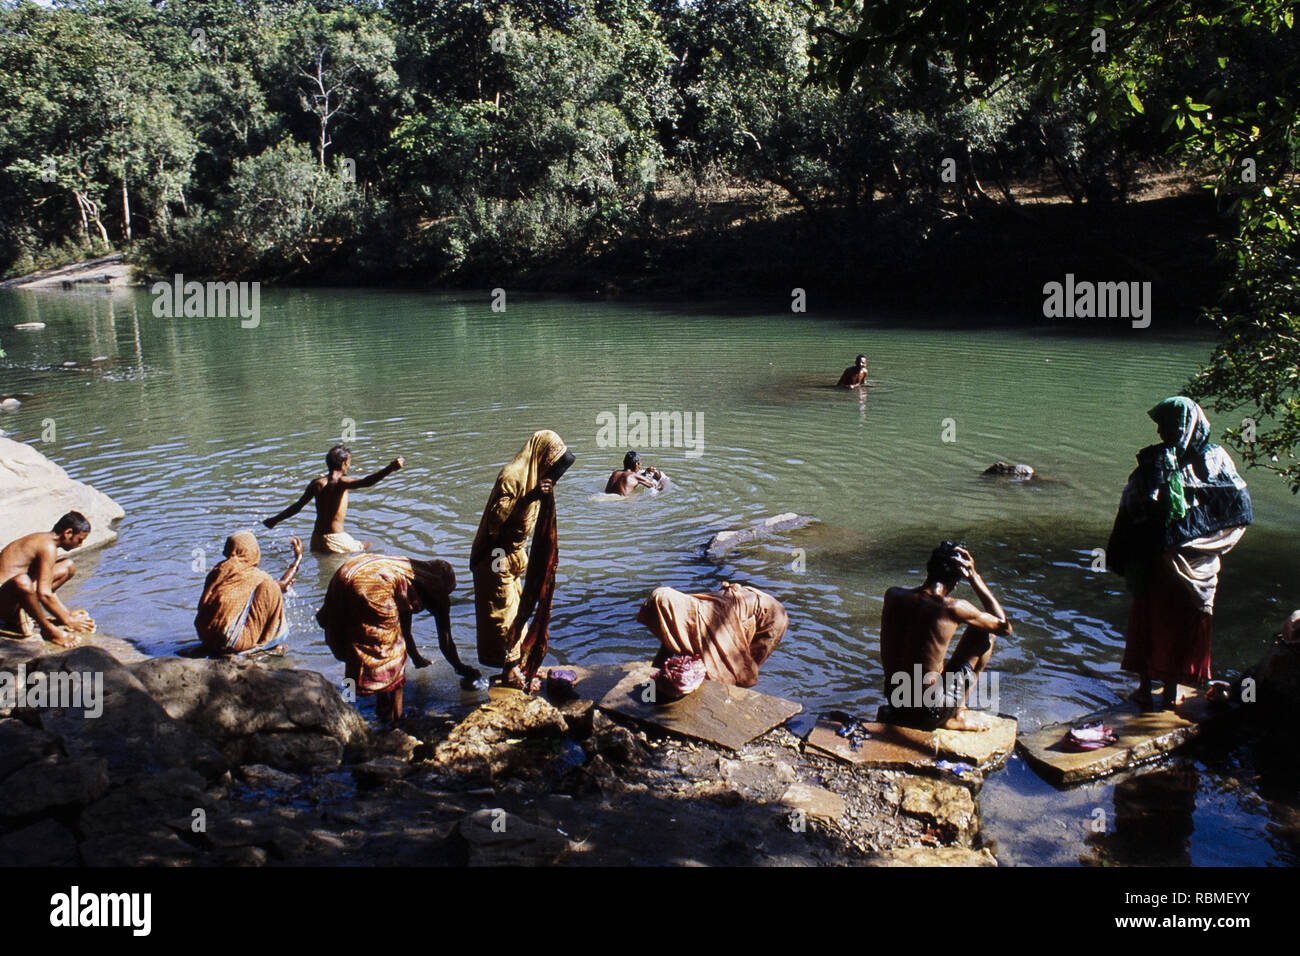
[130,656,370,772]
[0,436,124,553]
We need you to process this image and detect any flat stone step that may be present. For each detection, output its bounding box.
[597,662,801,751]
[804,713,1017,772]
[1017,687,1221,786]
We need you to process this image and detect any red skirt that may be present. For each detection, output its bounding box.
[1121,561,1213,686]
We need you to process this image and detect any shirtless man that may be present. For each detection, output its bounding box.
[263,444,403,553]
[836,354,869,388]
[604,451,666,496]
[0,511,96,647]
[879,541,1012,731]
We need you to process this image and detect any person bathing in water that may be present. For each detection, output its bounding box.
[263,444,403,554]
[879,541,1012,731]
[604,450,666,496]
[0,511,96,647]
[836,354,869,388]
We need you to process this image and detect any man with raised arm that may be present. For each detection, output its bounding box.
[879,541,1012,731]
[264,444,403,554]
[0,511,96,647]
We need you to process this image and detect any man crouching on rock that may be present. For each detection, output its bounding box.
[0,511,96,647]
[879,541,1011,732]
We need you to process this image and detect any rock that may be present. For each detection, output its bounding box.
[1252,637,1300,718]
[982,462,1035,480]
[0,755,110,817]
[453,809,572,866]
[31,646,226,782]
[779,783,846,827]
[0,436,125,553]
[866,846,997,867]
[79,828,197,866]
[0,819,79,865]
[130,655,369,772]
[592,712,640,765]
[238,763,305,793]
[213,845,269,866]
[78,769,212,841]
[706,513,812,559]
[352,756,413,788]
[432,694,569,781]
[0,717,61,781]
[897,777,978,844]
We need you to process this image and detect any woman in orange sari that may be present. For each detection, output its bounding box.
[637,581,789,688]
[194,532,302,656]
[470,430,575,690]
[316,554,476,723]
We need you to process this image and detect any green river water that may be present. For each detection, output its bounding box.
[1,286,1297,866]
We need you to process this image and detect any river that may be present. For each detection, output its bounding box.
[1,286,1297,865]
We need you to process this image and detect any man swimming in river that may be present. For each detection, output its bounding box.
[0,511,96,647]
[263,444,402,554]
[878,541,1012,731]
[604,451,666,496]
[836,354,869,388]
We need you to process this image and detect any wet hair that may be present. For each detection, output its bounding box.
[326,444,351,471]
[53,511,91,536]
[623,450,641,470]
[926,540,963,584]
[856,354,867,363]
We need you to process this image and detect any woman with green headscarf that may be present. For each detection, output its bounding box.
[1106,397,1253,709]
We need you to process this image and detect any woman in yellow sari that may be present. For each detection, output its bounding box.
[471,430,575,690]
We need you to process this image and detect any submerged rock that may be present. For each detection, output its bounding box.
[0,436,125,553]
[706,513,812,559]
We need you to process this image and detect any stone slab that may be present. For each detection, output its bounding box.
[805,714,1017,771]
[597,662,802,751]
[1018,688,1212,786]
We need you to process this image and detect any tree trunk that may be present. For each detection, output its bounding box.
[121,178,132,243]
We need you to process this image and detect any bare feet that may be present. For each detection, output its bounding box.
[1128,687,1156,710]
[502,665,527,690]
[410,652,431,669]
[942,709,991,732]
[46,627,80,648]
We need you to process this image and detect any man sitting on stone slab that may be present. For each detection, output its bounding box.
[637,581,788,688]
[879,541,1012,732]
[0,511,96,647]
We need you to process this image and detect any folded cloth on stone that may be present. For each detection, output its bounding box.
[1061,723,1117,752]
[317,553,455,694]
[637,582,788,688]
[654,654,707,701]
[195,531,287,655]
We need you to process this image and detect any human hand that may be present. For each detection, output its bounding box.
[954,546,976,581]
[390,457,404,471]
[539,478,554,496]
[68,610,95,633]
[290,536,303,559]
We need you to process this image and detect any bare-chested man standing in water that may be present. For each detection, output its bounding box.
[879,541,1012,731]
[264,444,403,554]
[604,451,666,496]
[0,511,96,647]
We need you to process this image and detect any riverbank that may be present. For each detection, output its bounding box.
[0,254,131,292]
[0,636,996,866]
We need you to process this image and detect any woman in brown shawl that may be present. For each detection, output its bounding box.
[637,581,789,688]
[470,430,575,690]
[316,554,477,723]
[194,532,302,656]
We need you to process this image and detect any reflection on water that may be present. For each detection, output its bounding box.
[1,286,1298,865]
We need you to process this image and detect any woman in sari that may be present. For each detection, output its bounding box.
[316,554,477,723]
[637,581,789,688]
[470,430,575,690]
[194,532,301,656]
[1107,397,1253,709]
